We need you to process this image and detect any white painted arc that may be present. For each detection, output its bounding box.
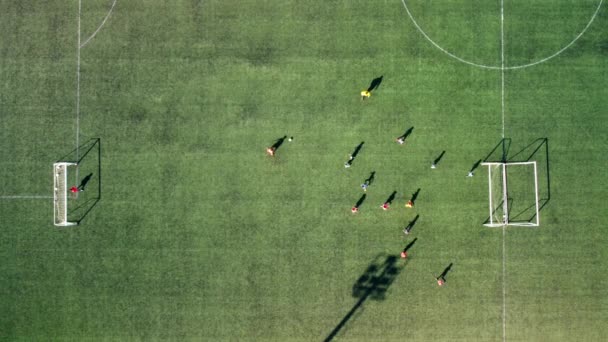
[399,0,604,70]
[80,0,118,48]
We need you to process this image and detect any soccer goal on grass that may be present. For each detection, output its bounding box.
[53,162,78,226]
[482,161,540,227]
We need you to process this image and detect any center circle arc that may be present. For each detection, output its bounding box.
[399,0,604,70]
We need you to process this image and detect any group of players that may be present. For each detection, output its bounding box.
[265,85,450,286]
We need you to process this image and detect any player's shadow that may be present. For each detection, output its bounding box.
[404,214,419,234]
[402,237,417,253]
[67,138,102,224]
[398,127,414,141]
[469,159,482,173]
[351,141,364,160]
[271,135,287,151]
[437,262,453,282]
[354,194,366,209]
[384,191,397,204]
[78,173,93,191]
[433,151,446,166]
[367,76,383,92]
[409,188,420,204]
[324,253,403,342]
[364,171,376,185]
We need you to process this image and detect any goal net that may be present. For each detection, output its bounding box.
[54,162,78,226]
[482,161,540,227]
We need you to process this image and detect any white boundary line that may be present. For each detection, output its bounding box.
[399,0,604,70]
[500,3,507,340]
[75,0,82,183]
[80,0,118,49]
[501,0,505,139]
[502,224,507,342]
[0,195,53,199]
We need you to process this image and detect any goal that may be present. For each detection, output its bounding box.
[54,162,78,226]
[482,161,540,227]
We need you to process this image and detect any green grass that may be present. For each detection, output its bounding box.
[1,0,607,341]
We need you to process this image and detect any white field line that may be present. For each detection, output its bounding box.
[0,195,53,199]
[398,0,604,70]
[75,0,82,183]
[501,2,507,341]
[80,0,118,49]
[501,0,505,139]
[502,226,507,342]
[508,0,604,70]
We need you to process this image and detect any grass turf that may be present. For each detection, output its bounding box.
[1,0,607,340]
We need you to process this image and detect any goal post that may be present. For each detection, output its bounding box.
[54,162,78,226]
[482,161,540,227]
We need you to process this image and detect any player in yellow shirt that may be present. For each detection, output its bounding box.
[360,90,371,100]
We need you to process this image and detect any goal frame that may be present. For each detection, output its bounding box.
[482,161,540,227]
[54,162,78,226]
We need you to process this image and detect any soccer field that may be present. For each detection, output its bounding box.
[1,0,607,341]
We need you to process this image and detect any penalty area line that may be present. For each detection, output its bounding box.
[0,195,53,199]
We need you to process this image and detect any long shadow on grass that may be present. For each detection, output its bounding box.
[324,254,404,342]
[508,138,550,208]
[481,138,551,225]
[397,126,414,142]
[480,138,552,225]
[483,138,511,163]
[353,194,366,209]
[404,214,419,234]
[409,188,420,205]
[436,262,454,283]
[433,150,446,166]
[351,142,364,160]
[56,138,99,163]
[271,135,287,151]
[68,138,102,224]
[507,138,551,221]
[367,76,383,92]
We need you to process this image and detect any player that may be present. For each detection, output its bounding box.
[381,202,389,210]
[266,147,276,156]
[396,137,405,145]
[405,200,413,208]
[400,250,408,259]
[467,171,474,177]
[70,186,79,193]
[361,90,371,100]
[351,206,359,214]
[437,277,445,286]
[361,183,368,192]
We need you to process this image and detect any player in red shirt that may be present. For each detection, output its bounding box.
[70,186,79,193]
[400,251,408,259]
[381,202,389,210]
